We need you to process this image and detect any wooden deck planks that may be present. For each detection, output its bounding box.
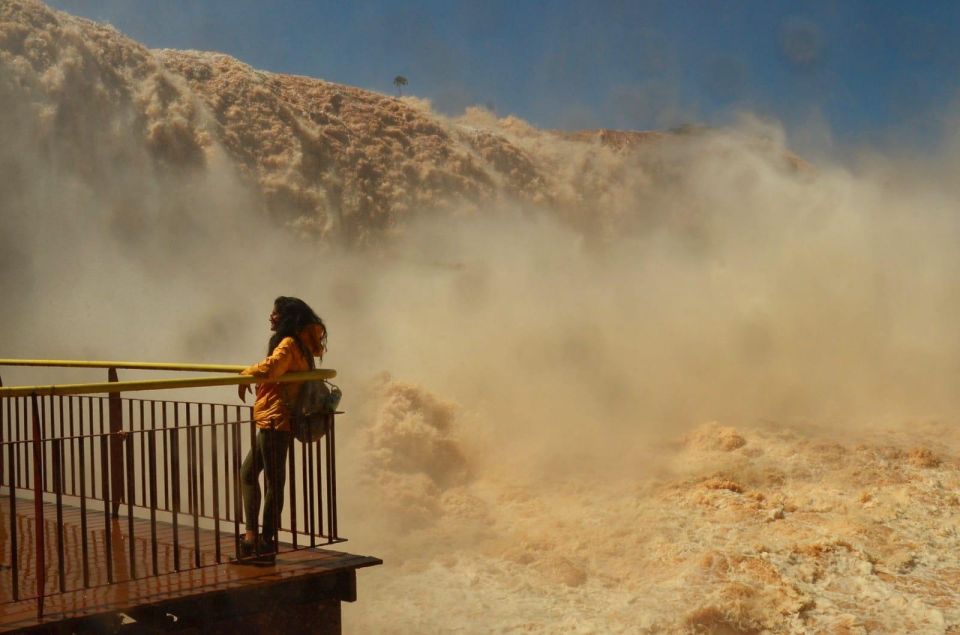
[0,496,380,632]
[1,549,379,631]
[1,497,236,600]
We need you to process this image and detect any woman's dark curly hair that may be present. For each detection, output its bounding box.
[268,296,326,358]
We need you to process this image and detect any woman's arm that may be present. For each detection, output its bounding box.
[238,337,297,401]
[242,338,297,380]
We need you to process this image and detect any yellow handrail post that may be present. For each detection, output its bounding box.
[108,368,124,517]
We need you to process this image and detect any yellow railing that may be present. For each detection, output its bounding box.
[0,359,249,372]
[0,359,336,397]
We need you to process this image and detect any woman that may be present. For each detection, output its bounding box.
[237,296,327,562]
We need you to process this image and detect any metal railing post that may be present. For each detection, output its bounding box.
[30,393,46,619]
[108,368,124,517]
[328,414,338,540]
[0,373,4,484]
[8,422,19,601]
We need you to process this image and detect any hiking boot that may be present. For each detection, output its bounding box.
[229,537,259,565]
[255,536,277,563]
[239,538,256,557]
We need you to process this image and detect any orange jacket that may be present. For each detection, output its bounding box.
[241,323,326,431]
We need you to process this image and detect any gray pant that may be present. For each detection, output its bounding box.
[240,428,291,541]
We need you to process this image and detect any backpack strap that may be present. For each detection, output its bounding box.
[281,335,314,414]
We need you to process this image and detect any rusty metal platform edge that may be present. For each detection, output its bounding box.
[0,548,383,632]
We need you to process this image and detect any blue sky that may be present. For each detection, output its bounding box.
[49,1,960,151]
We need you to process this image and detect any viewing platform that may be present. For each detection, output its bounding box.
[0,359,381,633]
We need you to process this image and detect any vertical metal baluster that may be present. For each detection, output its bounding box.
[5,395,12,484]
[232,408,242,558]
[80,398,90,588]
[307,434,316,547]
[23,397,29,491]
[171,405,181,571]
[329,415,338,539]
[198,403,206,518]
[57,397,65,497]
[324,419,332,540]
[139,402,147,508]
[329,415,340,540]
[19,397,26,489]
[186,406,194,538]
[60,402,66,499]
[6,397,12,490]
[0,389,5,489]
[15,398,20,490]
[30,394,46,619]
[300,438,308,542]
[0,391,6,489]
[43,395,51,493]
[40,395,47,493]
[211,405,221,563]
[249,414,258,544]
[190,408,201,568]
[53,435,65,593]
[107,369,123,517]
[162,402,169,512]
[12,397,17,488]
[17,398,31,489]
[127,399,135,506]
[148,427,159,576]
[268,422,279,551]
[125,428,136,579]
[288,431,297,548]
[221,405,230,525]
[64,397,70,496]
[150,401,158,507]
[8,434,19,601]
[313,436,327,537]
[68,397,76,497]
[50,395,57,492]
[97,399,105,500]
[47,395,54,493]
[0,372,4,487]
[43,394,52,493]
[100,432,113,583]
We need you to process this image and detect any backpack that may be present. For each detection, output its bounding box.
[287,337,342,443]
